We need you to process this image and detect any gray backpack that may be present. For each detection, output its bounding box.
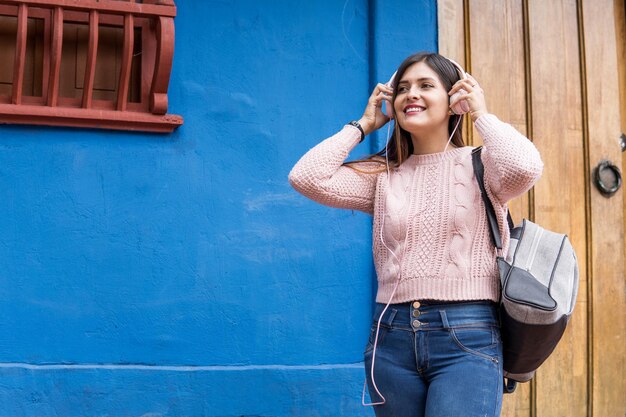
[472,148,580,393]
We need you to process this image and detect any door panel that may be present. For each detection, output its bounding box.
[469,1,531,414]
[582,0,625,415]
[528,1,587,415]
[618,0,626,302]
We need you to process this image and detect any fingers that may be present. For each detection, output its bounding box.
[365,94,390,116]
[372,83,393,100]
[448,74,488,120]
[367,86,392,117]
[375,91,392,104]
[448,80,478,96]
[368,88,392,111]
[465,74,479,85]
[378,82,394,93]
[360,83,393,132]
[448,75,482,96]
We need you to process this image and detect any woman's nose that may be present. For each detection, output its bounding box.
[408,86,421,99]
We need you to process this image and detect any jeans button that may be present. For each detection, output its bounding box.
[412,301,421,309]
[412,319,421,327]
[412,310,421,317]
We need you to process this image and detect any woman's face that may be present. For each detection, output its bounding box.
[393,61,450,136]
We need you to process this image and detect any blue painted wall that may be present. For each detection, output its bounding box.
[0,1,437,415]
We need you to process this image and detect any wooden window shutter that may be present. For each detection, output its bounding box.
[0,0,182,132]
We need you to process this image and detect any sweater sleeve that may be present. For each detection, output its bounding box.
[475,114,544,204]
[288,125,380,214]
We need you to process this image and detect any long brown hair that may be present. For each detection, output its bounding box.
[346,52,465,173]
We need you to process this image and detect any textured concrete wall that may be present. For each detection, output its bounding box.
[0,1,436,415]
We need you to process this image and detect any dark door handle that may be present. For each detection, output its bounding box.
[593,160,622,197]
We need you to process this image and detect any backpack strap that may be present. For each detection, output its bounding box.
[473,147,518,395]
[471,147,514,250]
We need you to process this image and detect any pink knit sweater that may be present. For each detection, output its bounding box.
[288,114,543,303]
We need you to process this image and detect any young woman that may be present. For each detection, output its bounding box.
[288,52,543,417]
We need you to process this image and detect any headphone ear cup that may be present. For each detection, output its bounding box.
[444,57,470,114]
[449,88,470,115]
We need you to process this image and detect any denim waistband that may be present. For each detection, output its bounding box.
[372,300,500,331]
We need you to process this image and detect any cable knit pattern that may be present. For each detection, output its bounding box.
[289,115,543,303]
[445,158,475,279]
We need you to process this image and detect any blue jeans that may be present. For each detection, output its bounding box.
[364,301,503,417]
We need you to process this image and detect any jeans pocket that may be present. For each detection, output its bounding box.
[363,307,397,355]
[449,326,500,363]
[363,323,389,355]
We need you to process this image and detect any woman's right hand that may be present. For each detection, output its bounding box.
[357,83,394,136]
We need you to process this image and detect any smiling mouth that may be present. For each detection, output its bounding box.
[404,106,425,115]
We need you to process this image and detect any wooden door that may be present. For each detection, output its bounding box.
[438,1,625,416]
[619,0,626,285]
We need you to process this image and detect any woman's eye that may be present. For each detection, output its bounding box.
[398,86,409,93]
[422,83,434,88]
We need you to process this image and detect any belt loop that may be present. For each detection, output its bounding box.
[383,309,398,327]
[439,309,450,329]
[375,307,398,327]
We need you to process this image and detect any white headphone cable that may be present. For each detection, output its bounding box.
[362,112,463,407]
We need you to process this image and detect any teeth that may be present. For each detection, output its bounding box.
[405,107,424,114]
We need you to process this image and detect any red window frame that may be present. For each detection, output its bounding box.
[0,0,182,132]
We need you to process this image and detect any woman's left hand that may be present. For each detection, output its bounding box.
[448,74,488,122]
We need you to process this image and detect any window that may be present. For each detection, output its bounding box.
[0,0,182,132]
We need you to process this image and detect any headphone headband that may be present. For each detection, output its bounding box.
[446,58,468,80]
[386,56,467,88]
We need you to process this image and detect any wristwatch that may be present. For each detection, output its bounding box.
[348,120,365,143]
